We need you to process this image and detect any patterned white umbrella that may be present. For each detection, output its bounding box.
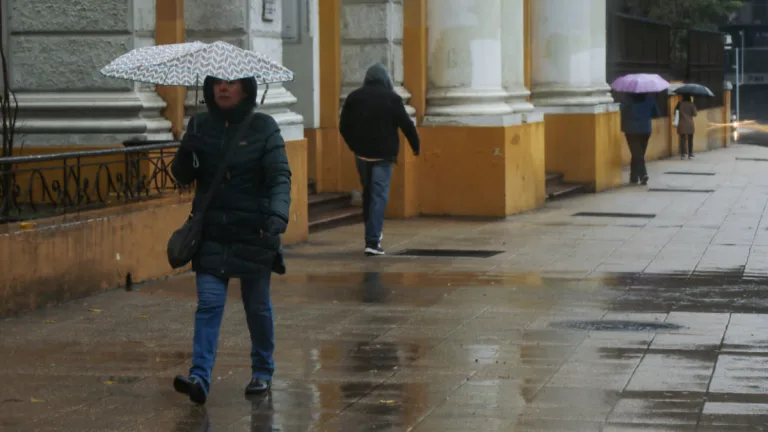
[100,41,295,86]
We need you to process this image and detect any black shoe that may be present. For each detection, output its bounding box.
[364,242,385,256]
[629,177,638,184]
[174,375,207,405]
[245,377,271,395]
[640,175,649,185]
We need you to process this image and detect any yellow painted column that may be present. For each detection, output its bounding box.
[530,0,621,191]
[385,0,428,219]
[418,0,545,217]
[155,0,186,140]
[315,0,342,192]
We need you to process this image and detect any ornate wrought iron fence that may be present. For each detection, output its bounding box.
[0,142,190,223]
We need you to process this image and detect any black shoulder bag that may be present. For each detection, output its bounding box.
[167,113,255,269]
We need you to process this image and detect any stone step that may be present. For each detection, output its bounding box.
[546,182,588,201]
[309,207,362,233]
[308,192,353,216]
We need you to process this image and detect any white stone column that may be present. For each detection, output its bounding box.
[501,0,534,114]
[530,0,614,109]
[340,0,414,116]
[424,0,531,126]
[184,0,304,142]
[9,0,172,147]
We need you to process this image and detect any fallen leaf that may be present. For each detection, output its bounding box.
[88,309,103,313]
[137,314,149,318]
[30,398,44,403]
[104,381,116,385]
[144,343,157,347]
[43,320,55,324]
[379,400,398,405]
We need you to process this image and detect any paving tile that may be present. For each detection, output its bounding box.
[9,145,768,430]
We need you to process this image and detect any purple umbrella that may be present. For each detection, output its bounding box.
[611,73,670,94]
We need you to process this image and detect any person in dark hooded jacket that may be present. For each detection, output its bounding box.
[170,75,291,404]
[340,63,420,256]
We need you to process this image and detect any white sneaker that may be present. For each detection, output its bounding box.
[364,242,385,256]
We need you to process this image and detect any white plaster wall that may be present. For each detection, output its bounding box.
[283,0,320,128]
[426,0,504,90]
[530,0,592,88]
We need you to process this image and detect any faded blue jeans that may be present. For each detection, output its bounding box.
[355,158,393,243]
[189,270,274,393]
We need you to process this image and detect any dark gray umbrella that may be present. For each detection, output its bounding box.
[674,83,714,97]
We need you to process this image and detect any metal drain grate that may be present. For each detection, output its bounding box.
[664,171,715,176]
[648,188,714,193]
[393,249,504,258]
[736,157,768,162]
[572,212,656,218]
[552,320,683,332]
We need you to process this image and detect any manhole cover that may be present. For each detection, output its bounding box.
[393,249,504,258]
[663,171,716,176]
[572,212,656,219]
[648,188,714,193]
[551,320,684,332]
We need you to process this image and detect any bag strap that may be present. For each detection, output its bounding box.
[195,112,256,215]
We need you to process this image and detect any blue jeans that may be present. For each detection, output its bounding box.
[189,270,274,392]
[355,158,393,243]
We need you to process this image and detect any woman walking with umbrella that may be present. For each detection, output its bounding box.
[675,95,698,159]
[673,83,713,160]
[101,41,297,404]
[612,74,669,185]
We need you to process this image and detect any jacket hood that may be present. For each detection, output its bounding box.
[203,76,258,123]
[363,63,394,91]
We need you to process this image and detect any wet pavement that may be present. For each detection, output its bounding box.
[7,144,768,430]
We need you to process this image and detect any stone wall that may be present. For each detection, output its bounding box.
[184,0,304,141]
[340,0,412,111]
[8,0,172,147]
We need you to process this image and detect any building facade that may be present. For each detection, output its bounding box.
[5,0,623,220]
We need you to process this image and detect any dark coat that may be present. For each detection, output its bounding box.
[340,63,420,161]
[171,76,291,277]
[676,100,697,135]
[620,94,661,135]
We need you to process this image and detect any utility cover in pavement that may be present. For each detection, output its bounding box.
[552,320,684,332]
[664,171,716,176]
[736,157,768,161]
[393,249,504,258]
[648,188,714,193]
[572,212,656,218]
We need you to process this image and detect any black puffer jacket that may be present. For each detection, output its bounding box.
[171,76,291,277]
[340,63,420,162]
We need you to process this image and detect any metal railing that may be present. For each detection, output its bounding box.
[0,141,190,223]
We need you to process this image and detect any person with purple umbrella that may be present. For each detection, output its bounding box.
[620,93,661,185]
[611,74,669,186]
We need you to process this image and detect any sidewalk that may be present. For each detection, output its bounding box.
[3,144,768,431]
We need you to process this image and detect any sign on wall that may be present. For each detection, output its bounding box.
[262,0,277,22]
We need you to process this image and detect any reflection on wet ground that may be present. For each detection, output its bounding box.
[9,146,768,430]
[5,270,768,431]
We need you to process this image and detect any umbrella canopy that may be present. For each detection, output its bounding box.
[610,73,670,94]
[674,83,714,97]
[100,41,295,86]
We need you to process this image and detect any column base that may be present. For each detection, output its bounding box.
[415,115,546,217]
[16,92,173,148]
[532,85,614,107]
[541,104,623,192]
